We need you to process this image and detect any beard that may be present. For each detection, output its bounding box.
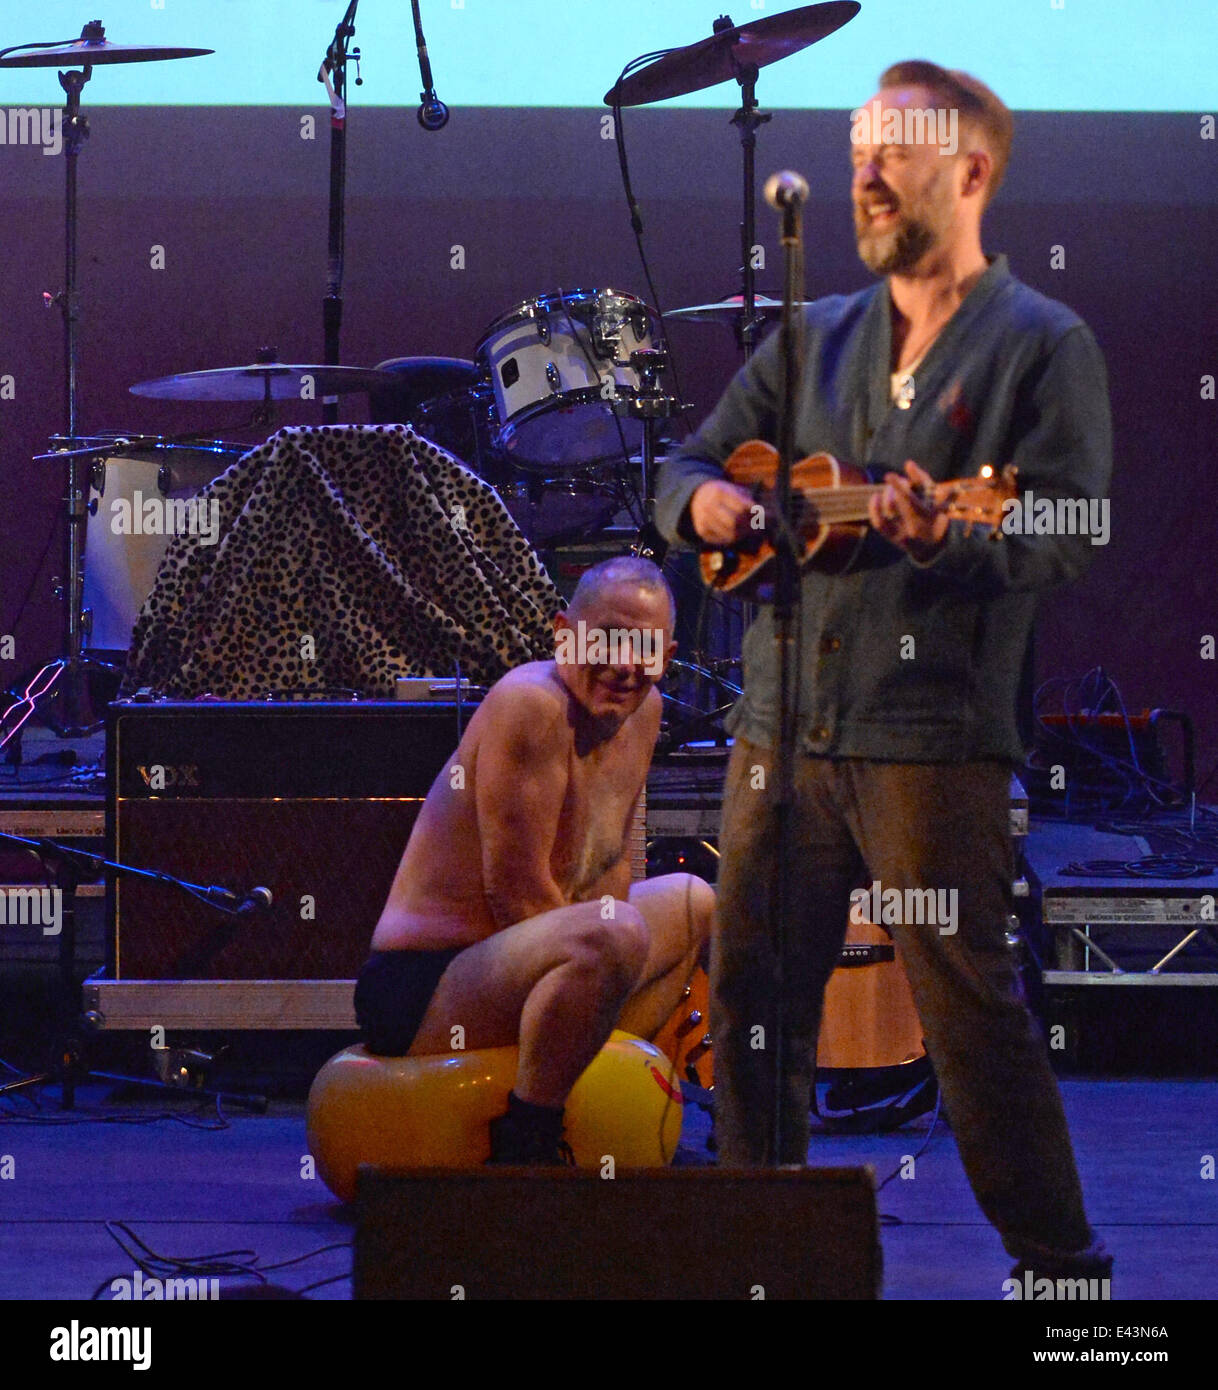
[854,169,952,275]
[855,212,936,275]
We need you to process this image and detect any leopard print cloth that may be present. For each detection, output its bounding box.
[119,424,562,698]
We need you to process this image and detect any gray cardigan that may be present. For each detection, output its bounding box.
[654,254,1113,762]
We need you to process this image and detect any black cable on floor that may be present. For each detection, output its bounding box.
[90,1221,351,1300]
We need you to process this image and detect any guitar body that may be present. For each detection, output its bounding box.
[653,965,712,1090]
[815,917,925,1072]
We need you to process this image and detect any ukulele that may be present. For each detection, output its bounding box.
[698,439,1017,598]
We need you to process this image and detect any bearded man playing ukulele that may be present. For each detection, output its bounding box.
[355,557,713,1163]
[655,62,1113,1287]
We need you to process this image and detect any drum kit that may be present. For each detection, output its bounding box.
[1,5,860,744]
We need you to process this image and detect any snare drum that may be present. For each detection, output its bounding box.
[412,387,619,548]
[475,288,653,472]
[494,474,620,549]
[82,438,243,651]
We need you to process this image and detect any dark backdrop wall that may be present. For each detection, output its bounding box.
[1,106,1215,780]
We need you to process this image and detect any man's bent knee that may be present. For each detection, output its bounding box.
[563,903,649,990]
[684,874,716,937]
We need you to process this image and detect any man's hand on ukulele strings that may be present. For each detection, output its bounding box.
[690,478,756,546]
[869,459,950,561]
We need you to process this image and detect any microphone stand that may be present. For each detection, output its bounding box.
[412,0,450,131]
[318,0,361,427]
[726,41,771,361]
[767,190,807,1165]
[0,827,268,1112]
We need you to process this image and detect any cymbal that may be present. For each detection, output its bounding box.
[0,38,213,68]
[129,363,395,403]
[604,1,859,107]
[668,295,815,324]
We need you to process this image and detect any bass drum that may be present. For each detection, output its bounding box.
[475,288,653,472]
[411,385,620,549]
[82,439,243,653]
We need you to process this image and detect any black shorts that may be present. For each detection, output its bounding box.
[353,947,464,1057]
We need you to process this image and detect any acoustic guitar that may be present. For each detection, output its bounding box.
[698,439,1016,598]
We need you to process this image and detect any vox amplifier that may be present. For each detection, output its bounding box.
[106,700,468,980]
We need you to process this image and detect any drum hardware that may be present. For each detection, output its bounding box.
[604,3,859,358]
[0,22,212,741]
[592,291,650,361]
[612,347,683,564]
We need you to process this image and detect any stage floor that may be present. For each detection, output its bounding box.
[0,1074,1212,1301]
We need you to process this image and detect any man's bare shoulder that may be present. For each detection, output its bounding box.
[474,663,570,748]
[638,684,663,732]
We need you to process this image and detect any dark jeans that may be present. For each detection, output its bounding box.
[713,738,1097,1263]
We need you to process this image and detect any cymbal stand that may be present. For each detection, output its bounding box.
[17,39,118,739]
[727,41,772,360]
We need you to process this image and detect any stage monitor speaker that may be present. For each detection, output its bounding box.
[355,1166,880,1300]
[106,700,467,980]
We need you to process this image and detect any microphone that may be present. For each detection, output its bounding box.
[232,886,274,919]
[764,170,810,211]
[201,884,274,918]
[412,0,449,131]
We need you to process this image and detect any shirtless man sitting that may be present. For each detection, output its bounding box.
[354,556,714,1163]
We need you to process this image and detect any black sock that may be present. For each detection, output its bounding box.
[506,1090,564,1132]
